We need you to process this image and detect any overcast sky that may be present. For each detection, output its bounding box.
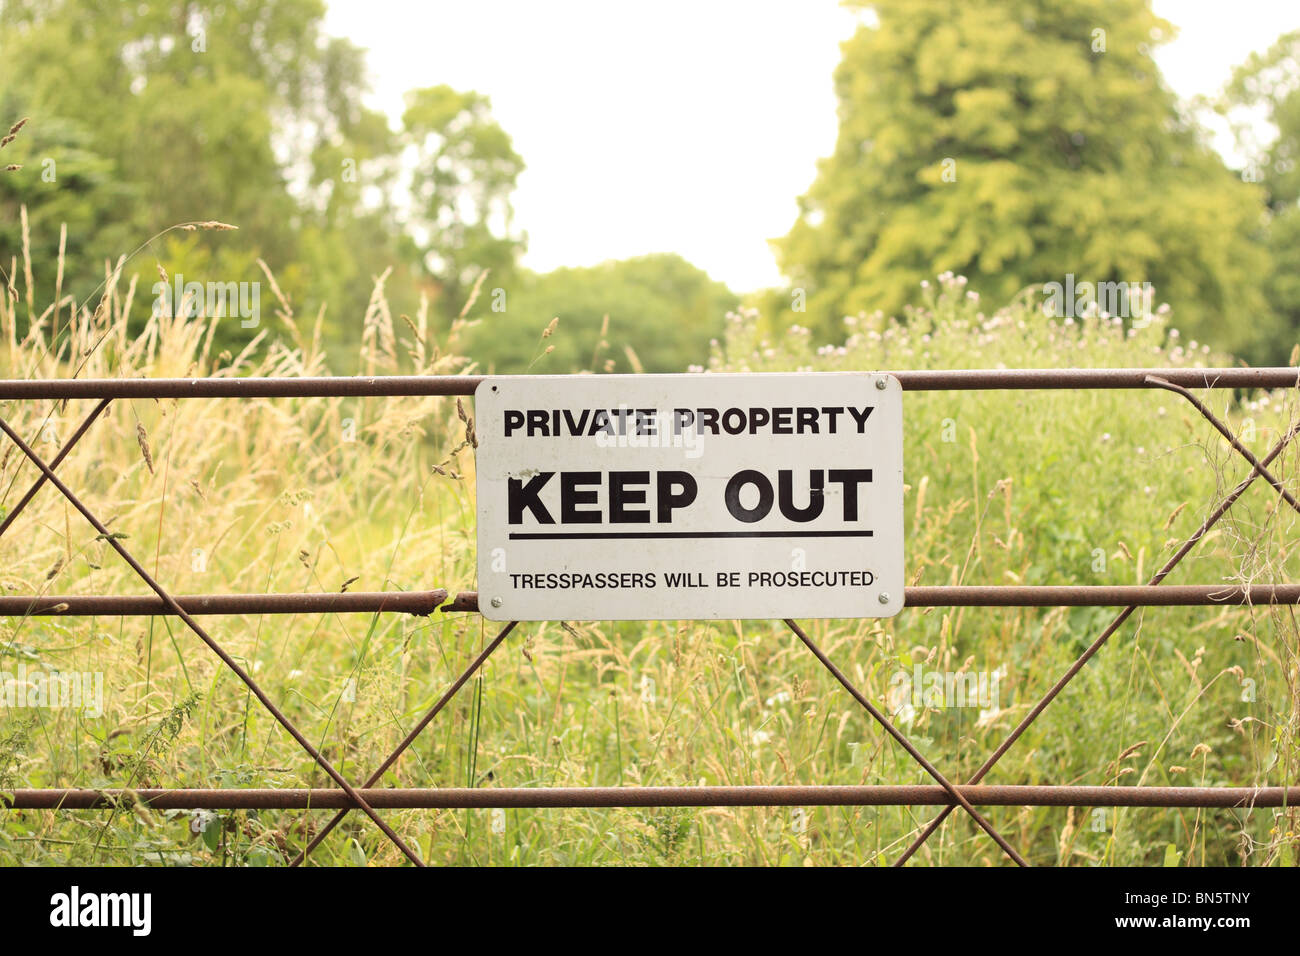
[323,1,1300,294]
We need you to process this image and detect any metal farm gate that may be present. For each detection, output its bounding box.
[2,367,1298,867]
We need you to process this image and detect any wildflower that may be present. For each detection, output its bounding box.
[189,809,218,835]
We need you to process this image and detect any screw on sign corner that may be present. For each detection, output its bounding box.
[490,596,503,608]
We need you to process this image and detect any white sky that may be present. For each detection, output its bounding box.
[323,0,1300,294]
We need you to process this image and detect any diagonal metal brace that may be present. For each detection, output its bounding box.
[785,618,1028,866]
[292,620,518,866]
[895,412,1300,864]
[0,415,427,867]
[0,398,112,541]
[1146,375,1300,517]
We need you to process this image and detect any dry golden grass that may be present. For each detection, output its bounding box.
[0,223,1296,866]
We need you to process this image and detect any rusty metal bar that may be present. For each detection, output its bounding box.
[0,367,1295,400]
[0,377,487,399]
[0,590,448,617]
[894,367,1299,391]
[896,412,1300,865]
[7,784,1293,810]
[784,618,1029,866]
[441,591,481,613]
[1147,374,1300,516]
[292,619,520,866]
[0,414,426,867]
[910,585,1300,606]
[442,585,1300,614]
[11,584,1300,619]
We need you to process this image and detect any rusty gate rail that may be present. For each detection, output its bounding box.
[0,365,1296,400]
[6,784,1297,810]
[0,591,447,616]
[438,585,1300,613]
[11,584,1300,620]
[1,366,1297,867]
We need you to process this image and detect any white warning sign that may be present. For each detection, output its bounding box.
[473,372,904,621]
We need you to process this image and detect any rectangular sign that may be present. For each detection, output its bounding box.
[473,372,903,621]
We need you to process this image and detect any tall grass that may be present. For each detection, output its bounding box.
[0,234,1296,866]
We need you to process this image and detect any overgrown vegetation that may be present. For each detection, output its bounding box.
[1,231,1296,865]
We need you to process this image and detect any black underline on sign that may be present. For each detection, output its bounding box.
[507,530,875,540]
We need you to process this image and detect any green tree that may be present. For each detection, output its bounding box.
[1222,29,1300,358]
[0,113,136,297]
[775,0,1275,359]
[465,254,737,374]
[400,85,526,319]
[0,0,523,362]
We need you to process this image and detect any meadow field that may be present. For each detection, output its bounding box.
[1,242,1297,867]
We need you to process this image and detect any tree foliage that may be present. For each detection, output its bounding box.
[401,85,526,315]
[1222,29,1300,359]
[775,0,1276,360]
[0,0,523,359]
[465,254,737,374]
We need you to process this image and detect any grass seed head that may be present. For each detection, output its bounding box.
[135,422,154,474]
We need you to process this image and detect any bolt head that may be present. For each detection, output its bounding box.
[490,596,503,608]
[875,377,888,390]
[878,592,891,604]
